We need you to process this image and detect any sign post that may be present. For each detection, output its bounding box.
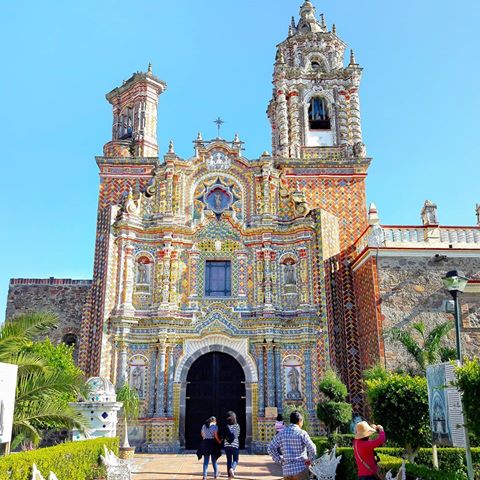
[0,362,18,456]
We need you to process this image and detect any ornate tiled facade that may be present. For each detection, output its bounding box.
[6,1,480,452]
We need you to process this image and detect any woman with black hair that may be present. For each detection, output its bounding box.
[223,411,241,478]
[196,416,222,480]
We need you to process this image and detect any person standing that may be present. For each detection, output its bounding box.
[223,411,241,478]
[197,416,222,480]
[275,414,285,434]
[353,421,386,480]
[267,411,317,480]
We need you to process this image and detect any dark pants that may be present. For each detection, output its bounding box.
[225,446,239,474]
[358,476,376,480]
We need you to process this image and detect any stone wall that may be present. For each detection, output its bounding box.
[6,278,92,363]
[376,255,480,371]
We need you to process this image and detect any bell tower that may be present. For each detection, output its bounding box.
[267,1,365,159]
[103,64,167,157]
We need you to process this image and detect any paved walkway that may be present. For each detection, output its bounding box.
[132,453,283,480]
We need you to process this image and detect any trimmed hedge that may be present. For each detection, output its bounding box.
[312,446,479,480]
[0,437,119,480]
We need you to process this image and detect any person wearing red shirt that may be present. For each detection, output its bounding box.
[353,421,386,479]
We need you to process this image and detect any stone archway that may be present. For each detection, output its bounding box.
[175,335,257,449]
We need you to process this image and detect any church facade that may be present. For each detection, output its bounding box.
[6,1,480,452]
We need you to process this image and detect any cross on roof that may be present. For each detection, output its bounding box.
[214,117,224,138]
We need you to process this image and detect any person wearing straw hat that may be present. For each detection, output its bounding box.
[353,421,386,479]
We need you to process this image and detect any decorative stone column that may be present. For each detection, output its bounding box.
[116,341,128,388]
[337,92,349,145]
[348,88,362,144]
[274,345,283,413]
[169,250,179,306]
[256,344,265,416]
[117,243,135,316]
[288,91,301,158]
[166,344,175,417]
[256,251,265,307]
[276,89,289,157]
[160,248,172,308]
[154,342,166,417]
[298,248,309,306]
[262,165,272,217]
[266,341,275,407]
[148,347,157,417]
[237,250,248,299]
[263,245,274,310]
[154,250,165,305]
[304,347,314,412]
[165,168,174,216]
[187,246,200,309]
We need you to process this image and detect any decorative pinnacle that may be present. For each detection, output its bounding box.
[349,49,357,65]
[168,139,174,153]
[147,62,152,73]
[196,131,203,141]
[320,13,326,28]
[233,132,240,143]
[332,23,336,34]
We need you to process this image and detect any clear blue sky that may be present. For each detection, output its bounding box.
[1,0,479,317]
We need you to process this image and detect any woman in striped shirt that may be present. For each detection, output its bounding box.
[223,411,241,479]
[198,416,221,480]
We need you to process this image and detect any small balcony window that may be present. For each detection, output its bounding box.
[308,97,331,130]
[205,260,231,297]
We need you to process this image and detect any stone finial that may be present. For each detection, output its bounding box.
[368,202,380,225]
[421,200,439,226]
[332,23,337,34]
[261,150,270,157]
[476,204,480,226]
[196,131,203,141]
[233,132,240,143]
[349,49,357,66]
[147,62,152,74]
[168,139,174,153]
[320,13,326,29]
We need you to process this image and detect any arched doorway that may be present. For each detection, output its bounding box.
[185,352,246,450]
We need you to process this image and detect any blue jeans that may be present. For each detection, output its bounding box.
[203,454,218,477]
[225,446,239,474]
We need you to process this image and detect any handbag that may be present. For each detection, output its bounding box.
[353,441,385,480]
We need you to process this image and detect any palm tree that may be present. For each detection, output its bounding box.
[116,383,139,449]
[387,320,456,374]
[0,312,88,447]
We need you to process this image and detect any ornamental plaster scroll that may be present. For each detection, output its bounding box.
[174,334,258,383]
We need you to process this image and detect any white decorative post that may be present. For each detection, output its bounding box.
[70,377,123,441]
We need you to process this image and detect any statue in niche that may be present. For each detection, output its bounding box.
[137,262,149,284]
[287,367,302,399]
[131,366,144,395]
[214,191,223,210]
[284,262,296,285]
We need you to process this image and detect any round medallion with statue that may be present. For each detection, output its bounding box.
[205,185,233,214]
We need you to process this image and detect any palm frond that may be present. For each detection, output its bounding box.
[0,312,58,343]
[425,321,453,357]
[411,321,426,342]
[387,327,426,370]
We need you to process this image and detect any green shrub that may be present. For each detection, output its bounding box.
[456,358,480,439]
[365,371,431,459]
[0,437,118,480]
[317,370,352,435]
[333,447,464,480]
[312,436,330,456]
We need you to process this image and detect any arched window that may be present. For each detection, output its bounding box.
[119,107,133,139]
[62,333,77,347]
[308,97,331,130]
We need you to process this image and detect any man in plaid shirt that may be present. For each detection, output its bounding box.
[267,411,317,480]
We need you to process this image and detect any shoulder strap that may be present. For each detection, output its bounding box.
[353,440,374,473]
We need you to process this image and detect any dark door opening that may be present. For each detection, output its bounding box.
[185,352,246,450]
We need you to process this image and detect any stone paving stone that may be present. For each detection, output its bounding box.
[131,453,283,480]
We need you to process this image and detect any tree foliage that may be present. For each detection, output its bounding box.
[365,370,431,461]
[387,320,456,374]
[317,370,352,435]
[116,383,140,449]
[283,403,311,433]
[0,312,88,448]
[455,357,480,439]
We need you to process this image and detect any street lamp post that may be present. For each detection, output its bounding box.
[442,269,474,480]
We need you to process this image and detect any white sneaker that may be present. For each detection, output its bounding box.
[229,468,235,478]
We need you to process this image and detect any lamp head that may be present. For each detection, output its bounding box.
[442,269,469,293]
